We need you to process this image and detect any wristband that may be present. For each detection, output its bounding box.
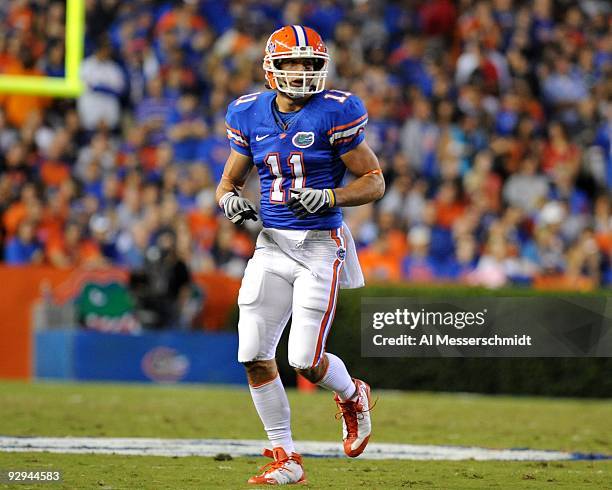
[326,189,336,207]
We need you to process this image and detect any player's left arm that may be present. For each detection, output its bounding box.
[287,141,384,218]
[287,93,385,218]
[334,140,385,206]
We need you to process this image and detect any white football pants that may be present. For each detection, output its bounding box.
[237,227,346,369]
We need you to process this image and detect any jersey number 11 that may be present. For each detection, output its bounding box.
[263,152,306,203]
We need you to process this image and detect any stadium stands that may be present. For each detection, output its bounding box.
[0,0,610,291]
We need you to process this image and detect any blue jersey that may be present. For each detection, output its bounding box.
[225,90,368,230]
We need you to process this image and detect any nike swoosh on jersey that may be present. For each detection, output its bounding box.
[255,134,271,141]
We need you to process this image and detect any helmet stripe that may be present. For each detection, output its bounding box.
[290,25,300,46]
[292,24,306,46]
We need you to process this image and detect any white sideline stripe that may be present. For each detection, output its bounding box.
[0,437,579,461]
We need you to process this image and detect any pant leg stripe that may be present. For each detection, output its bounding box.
[311,257,341,368]
[318,263,342,360]
[330,228,342,247]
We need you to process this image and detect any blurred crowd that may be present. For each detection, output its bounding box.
[0,0,611,290]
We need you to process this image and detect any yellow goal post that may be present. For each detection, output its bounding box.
[0,0,85,97]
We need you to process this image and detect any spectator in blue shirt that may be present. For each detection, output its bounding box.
[196,118,230,183]
[135,77,176,145]
[167,92,207,163]
[542,55,588,124]
[444,234,478,281]
[594,118,612,189]
[402,225,438,282]
[5,221,43,265]
[43,41,65,78]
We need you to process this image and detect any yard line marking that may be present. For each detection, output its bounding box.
[0,437,609,461]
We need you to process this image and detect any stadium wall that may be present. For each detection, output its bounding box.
[0,266,73,379]
[35,329,244,384]
[5,264,610,396]
[0,265,239,380]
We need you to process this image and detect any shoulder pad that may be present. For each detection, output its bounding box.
[317,90,363,113]
[228,91,266,113]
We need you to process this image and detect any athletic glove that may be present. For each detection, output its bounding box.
[219,192,258,225]
[287,187,335,219]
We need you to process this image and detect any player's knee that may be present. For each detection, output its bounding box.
[287,350,315,371]
[237,314,266,363]
[293,366,318,383]
[237,339,260,365]
[293,353,327,383]
[242,359,277,385]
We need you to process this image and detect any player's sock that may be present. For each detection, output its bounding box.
[249,375,295,454]
[316,353,357,401]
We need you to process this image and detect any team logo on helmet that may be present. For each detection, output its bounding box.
[267,41,276,53]
[292,131,315,148]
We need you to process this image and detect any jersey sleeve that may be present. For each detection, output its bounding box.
[225,102,252,157]
[328,94,368,155]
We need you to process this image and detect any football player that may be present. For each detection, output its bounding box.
[215,25,385,485]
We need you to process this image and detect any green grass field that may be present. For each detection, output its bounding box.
[0,381,610,489]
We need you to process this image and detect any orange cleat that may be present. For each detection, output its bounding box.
[247,447,307,485]
[334,378,373,457]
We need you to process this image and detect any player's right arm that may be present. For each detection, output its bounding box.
[217,94,262,225]
[216,148,253,199]
[216,149,258,225]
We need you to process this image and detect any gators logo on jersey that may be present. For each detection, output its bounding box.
[292,131,315,148]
